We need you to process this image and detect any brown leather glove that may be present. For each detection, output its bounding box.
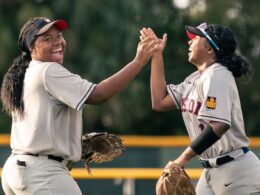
[81,132,124,174]
[156,161,196,195]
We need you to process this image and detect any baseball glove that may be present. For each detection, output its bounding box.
[156,161,196,195]
[81,132,124,174]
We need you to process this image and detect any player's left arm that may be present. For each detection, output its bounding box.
[173,121,230,166]
[210,121,230,137]
[174,71,233,166]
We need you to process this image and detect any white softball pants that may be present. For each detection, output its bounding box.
[196,151,260,195]
[1,154,82,195]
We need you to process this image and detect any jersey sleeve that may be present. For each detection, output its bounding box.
[167,72,199,109]
[167,83,183,109]
[197,72,234,126]
[44,63,96,111]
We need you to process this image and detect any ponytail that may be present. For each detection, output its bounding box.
[217,53,252,82]
[1,17,43,116]
[205,24,253,82]
[1,52,31,115]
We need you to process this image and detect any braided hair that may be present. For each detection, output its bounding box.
[206,24,252,81]
[1,17,48,116]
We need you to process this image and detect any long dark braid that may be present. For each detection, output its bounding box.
[0,17,47,116]
[207,25,252,81]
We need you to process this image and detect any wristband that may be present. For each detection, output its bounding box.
[190,125,220,155]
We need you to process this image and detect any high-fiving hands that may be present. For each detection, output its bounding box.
[134,28,167,66]
[140,28,167,54]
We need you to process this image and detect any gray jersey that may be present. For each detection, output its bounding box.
[167,63,249,159]
[11,61,96,161]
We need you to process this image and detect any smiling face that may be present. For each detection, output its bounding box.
[30,26,66,64]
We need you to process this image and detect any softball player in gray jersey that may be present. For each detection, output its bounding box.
[0,17,159,195]
[140,23,260,195]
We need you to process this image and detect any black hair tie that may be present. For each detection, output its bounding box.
[20,51,31,63]
[22,52,28,57]
[21,51,31,59]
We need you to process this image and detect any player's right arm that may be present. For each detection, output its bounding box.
[140,28,176,111]
[150,52,176,111]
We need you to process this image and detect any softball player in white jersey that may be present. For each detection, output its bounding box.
[1,17,159,195]
[140,23,260,195]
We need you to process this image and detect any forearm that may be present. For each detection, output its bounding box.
[174,122,229,166]
[86,59,145,104]
[173,147,197,166]
[150,53,168,109]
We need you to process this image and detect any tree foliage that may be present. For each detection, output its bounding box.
[0,0,260,135]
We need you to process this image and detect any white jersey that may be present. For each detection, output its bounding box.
[167,63,249,159]
[10,60,96,161]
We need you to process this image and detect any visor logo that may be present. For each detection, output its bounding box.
[44,19,51,23]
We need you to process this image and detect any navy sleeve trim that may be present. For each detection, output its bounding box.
[198,115,231,125]
[76,84,95,110]
[168,88,181,109]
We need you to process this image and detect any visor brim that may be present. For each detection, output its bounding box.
[37,20,68,35]
[185,25,204,39]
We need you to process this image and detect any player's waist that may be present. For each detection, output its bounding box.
[199,147,250,168]
[12,152,74,170]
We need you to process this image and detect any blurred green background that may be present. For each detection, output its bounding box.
[1,0,260,136]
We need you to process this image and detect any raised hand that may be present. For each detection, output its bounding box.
[134,36,160,66]
[140,28,167,54]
